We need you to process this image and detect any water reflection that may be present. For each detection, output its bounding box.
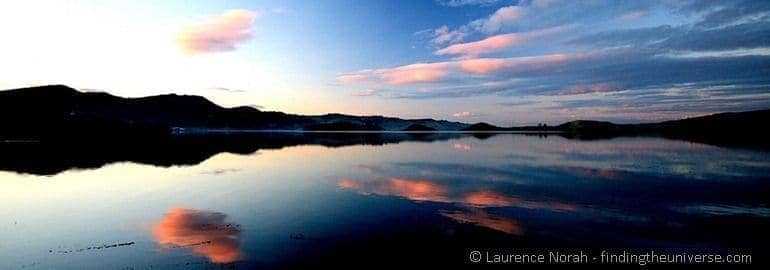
[338,177,450,203]
[338,173,578,212]
[153,208,243,264]
[335,135,770,248]
[439,209,524,235]
[2,134,770,268]
[452,143,471,151]
[0,132,468,176]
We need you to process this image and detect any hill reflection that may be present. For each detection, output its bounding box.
[0,132,467,176]
[2,131,768,176]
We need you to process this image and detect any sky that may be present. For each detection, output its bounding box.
[1,0,769,125]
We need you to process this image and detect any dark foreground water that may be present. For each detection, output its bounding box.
[1,134,769,269]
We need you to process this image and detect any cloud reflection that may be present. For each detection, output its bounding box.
[338,177,576,212]
[337,162,591,235]
[153,208,243,263]
[339,175,533,235]
[440,209,524,235]
[338,177,450,203]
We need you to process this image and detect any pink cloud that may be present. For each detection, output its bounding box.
[336,53,578,86]
[459,54,572,74]
[453,111,472,117]
[436,33,521,57]
[176,9,260,54]
[377,63,450,84]
[459,58,508,74]
[336,74,368,84]
[435,27,566,57]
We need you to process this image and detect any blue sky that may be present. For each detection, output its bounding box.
[1,0,769,125]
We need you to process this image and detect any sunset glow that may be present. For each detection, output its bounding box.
[1,0,769,124]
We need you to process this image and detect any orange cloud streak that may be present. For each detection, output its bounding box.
[383,177,450,202]
[465,190,522,207]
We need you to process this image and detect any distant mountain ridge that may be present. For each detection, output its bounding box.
[0,85,468,139]
[1,85,768,150]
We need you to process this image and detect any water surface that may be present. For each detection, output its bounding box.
[1,134,769,268]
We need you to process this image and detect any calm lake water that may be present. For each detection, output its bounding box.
[1,134,769,268]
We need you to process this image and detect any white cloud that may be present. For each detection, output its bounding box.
[473,5,525,34]
[431,25,470,45]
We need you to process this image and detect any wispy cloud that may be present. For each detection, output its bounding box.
[377,62,451,84]
[176,9,260,55]
[436,33,520,57]
[208,86,246,93]
[337,53,578,86]
[351,89,380,97]
[435,27,566,57]
[430,25,470,45]
[617,10,647,21]
[436,0,499,7]
[557,83,624,96]
[458,54,576,74]
[336,0,770,123]
[336,74,368,84]
[200,168,242,175]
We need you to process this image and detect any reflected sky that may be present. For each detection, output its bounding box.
[1,134,769,268]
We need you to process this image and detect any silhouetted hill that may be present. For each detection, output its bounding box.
[0,85,468,139]
[0,132,468,175]
[461,122,506,131]
[0,85,170,139]
[552,110,770,148]
[457,109,770,149]
[402,124,437,131]
[304,122,382,131]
